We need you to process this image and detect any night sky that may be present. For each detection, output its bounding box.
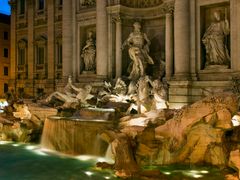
[0,0,10,15]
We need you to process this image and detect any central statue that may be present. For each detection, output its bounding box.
[122,22,154,80]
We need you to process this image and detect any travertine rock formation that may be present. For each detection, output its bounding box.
[99,93,240,178]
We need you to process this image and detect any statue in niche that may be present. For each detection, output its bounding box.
[202,9,230,68]
[81,31,96,72]
[122,22,154,80]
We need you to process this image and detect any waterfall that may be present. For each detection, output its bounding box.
[105,144,114,160]
[41,116,113,156]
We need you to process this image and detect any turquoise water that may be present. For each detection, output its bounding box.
[0,142,117,180]
[0,142,226,180]
[144,165,225,180]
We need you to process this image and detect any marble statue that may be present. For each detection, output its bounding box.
[46,76,94,108]
[113,78,127,95]
[122,22,154,80]
[81,31,96,71]
[13,104,32,120]
[202,9,230,67]
[150,79,168,109]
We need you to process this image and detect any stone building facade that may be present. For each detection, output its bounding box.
[0,13,10,97]
[9,0,240,107]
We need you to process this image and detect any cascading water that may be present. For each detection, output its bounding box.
[41,108,117,156]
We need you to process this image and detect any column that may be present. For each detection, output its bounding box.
[47,0,55,80]
[28,1,34,81]
[9,1,16,90]
[62,0,73,79]
[174,0,190,79]
[115,17,122,78]
[165,12,174,80]
[96,0,108,77]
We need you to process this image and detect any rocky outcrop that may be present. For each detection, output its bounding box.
[154,93,238,165]
[0,102,57,142]
[98,93,240,178]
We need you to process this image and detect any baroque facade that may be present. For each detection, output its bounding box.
[9,0,240,107]
[0,13,10,97]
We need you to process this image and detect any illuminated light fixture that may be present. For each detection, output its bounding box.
[193,174,203,178]
[85,171,93,176]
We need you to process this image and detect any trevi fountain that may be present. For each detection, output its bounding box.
[2,0,240,179]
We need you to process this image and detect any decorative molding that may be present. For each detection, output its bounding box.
[34,35,47,45]
[18,39,28,48]
[120,0,163,8]
[80,0,96,9]
[111,14,121,23]
[162,1,175,14]
[107,3,173,19]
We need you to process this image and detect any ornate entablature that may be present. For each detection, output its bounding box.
[120,0,163,8]
[108,0,174,19]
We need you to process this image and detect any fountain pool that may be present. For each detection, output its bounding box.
[0,141,226,180]
[0,141,116,180]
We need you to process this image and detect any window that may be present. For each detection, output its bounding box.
[37,46,45,65]
[18,48,25,65]
[19,0,25,14]
[38,0,44,10]
[3,32,8,40]
[4,67,8,76]
[18,88,24,98]
[3,48,8,58]
[4,83,8,93]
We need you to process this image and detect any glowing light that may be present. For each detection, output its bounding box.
[163,172,171,175]
[25,145,36,150]
[200,170,208,174]
[12,144,20,147]
[33,149,48,156]
[97,157,108,162]
[190,170,198,174]
[193,174,203,178]
[104,176,111,179]
[76,155,93,161]
[85,171,93,176]
[0,141,11,145]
